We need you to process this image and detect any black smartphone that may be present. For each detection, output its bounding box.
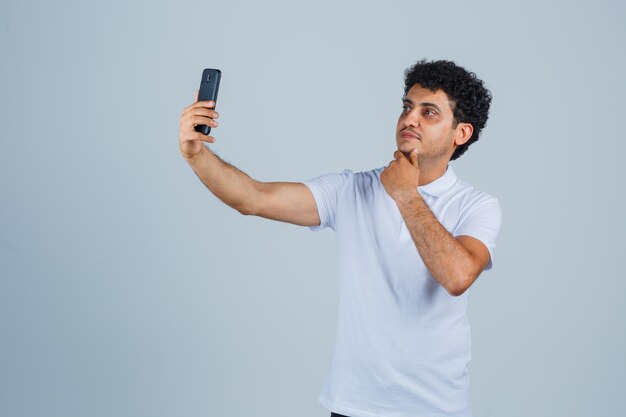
[195,68,221,135]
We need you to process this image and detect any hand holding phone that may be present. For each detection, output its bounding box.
[178,68,221,159]
[195,68,221,135]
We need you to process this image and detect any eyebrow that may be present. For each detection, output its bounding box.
[402,98,443,113]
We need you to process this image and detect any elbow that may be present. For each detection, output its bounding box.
[232,189,262,216]
[446,282,468,297]
[445,256,484,296]
[445,272,475,297]
[235,182,263,216]
[235,204,258,216]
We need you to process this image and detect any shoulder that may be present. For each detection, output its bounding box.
[450,178,499,206]
[447,179,501,228]
[305,166,388,196]
[353,166,387,182]
[349,166,387,191]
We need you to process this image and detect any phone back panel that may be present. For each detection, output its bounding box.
[195,68,221,135]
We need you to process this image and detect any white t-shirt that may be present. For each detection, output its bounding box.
[303,165,502,417]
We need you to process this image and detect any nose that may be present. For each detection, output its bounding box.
[401,108,420,128]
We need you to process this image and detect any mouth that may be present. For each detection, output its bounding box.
[400,130,420,140]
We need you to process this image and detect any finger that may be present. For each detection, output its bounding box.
[394,150,404,161]
[180,109,219,125]
[180,131,216,143]
[181,107,219,122]
[181,99,216,114]
[192,90,216,108]
[410,148,418,167]
[181,115,218,131]
[180,116,218,132]
[186,100,215,112]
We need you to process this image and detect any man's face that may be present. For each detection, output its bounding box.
[396,84,459,165]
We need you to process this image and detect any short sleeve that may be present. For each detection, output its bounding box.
[302,169,352,231]
[453,196,502,270]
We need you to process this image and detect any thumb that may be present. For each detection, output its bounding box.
[410,148,419,166]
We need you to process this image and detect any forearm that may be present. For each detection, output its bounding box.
[397,191,475,295]
[183,145,260,214]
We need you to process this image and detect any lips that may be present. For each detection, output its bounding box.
[400,130,420,140]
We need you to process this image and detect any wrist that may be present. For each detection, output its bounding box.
[182,144,210,162]
[393,188,422,208]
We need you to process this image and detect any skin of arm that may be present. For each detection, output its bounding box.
[183,145,320,226]
[183,145,259,214]
[381,150,491,296]
[396,193,490,296]
[179,97,320,227]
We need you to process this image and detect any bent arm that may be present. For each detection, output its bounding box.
[183,145,320,227]
[397,192,491,297]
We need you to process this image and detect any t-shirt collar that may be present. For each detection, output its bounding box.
[418,165,457,197]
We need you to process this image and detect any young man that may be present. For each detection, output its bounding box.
[179,59,502,417]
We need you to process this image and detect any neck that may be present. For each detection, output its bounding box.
[417,160,449,186]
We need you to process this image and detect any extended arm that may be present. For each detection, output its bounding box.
[179,93,320,227]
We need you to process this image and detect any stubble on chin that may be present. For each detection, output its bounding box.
[397,141,419,158]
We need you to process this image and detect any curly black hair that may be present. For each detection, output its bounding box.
[403,59,492,160]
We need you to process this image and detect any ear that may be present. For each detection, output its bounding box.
[454,123,474,147]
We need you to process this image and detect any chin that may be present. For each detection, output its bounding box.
[398,143,418,155]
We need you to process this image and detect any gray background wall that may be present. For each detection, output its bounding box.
[1,0,625,416]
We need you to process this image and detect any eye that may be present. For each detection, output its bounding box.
[423,108,437,117]
[402,105,411,112]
